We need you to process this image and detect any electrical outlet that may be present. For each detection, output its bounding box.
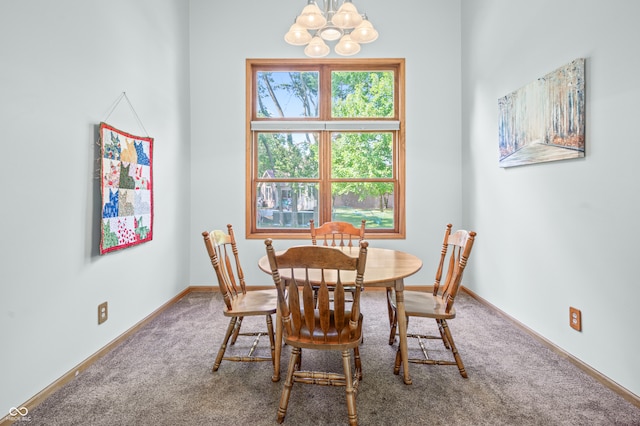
[569,307,581,331]
[98,302,108,324]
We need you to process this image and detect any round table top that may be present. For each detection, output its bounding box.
[258,246,423,286]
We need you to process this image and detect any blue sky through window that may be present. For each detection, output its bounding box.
[257,71,319,118]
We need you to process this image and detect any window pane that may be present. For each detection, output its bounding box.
[256,182,318,229]
[331,71,394,118]
[331,132,393,178]
[257,133,319,178]
[257,71,319,118]
[332,183,394,229]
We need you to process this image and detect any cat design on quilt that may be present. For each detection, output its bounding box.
[103,131,121,161]
[134,141,150,166]
[134,190,151,214]
[135,216,150,239]
[119,163,136,189]
[102,220,119,249]
[120,138,138,164]
[118,189,135,217]
[102,160,120,188]
[102,189,119,218]
[132,165,149,190]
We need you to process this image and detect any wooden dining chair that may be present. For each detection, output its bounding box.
[310,219,366,305]
[388,224,476,378]
[310,219,366,247]
[265,239,368,426]
[202,224,278,381]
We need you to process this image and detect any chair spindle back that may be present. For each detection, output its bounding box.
[310,219,366,248]
[265,240,368,344]
[432,224,476,313]
[202,224,247,311]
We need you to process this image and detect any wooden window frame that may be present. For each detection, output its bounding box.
[245,58,405,240]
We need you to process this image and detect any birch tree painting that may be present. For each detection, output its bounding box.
[498,58,585,168]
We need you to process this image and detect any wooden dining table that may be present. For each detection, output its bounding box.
[257,245,423,385]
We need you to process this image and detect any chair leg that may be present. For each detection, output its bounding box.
[230,316,243,345]
[342,349,358,426]
[436,319,451,349]
[393,315,409,375]
[265,314,277,381]
[299,348,304,369]
[441,319,467,378]
[387,290,397,345]
[393,345,402,375]
[277,347,300,424]
[386,288,394,327]
[388,309,397,345]
[213,316,237,372]
[353,346,362,381]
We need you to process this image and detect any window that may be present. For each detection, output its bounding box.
[246,58,405,239]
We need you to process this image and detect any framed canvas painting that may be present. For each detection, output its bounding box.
[99,122,154,254]
[498,58,585,168]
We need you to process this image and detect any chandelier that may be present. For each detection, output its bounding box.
[284,0,379,57]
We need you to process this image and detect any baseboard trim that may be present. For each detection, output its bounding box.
[461,286,640,408]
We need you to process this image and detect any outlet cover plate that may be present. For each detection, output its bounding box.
[98,302,108,325]
[569,307,581,331]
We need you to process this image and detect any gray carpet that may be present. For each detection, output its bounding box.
[25,290,640,425]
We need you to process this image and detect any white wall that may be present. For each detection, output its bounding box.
[461,0,640,396]
[0,0,191,411]
[189,0,463,287]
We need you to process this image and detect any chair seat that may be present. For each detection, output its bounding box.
[223,289,278,316]
[389,290,457,320]
[285,312,363,349]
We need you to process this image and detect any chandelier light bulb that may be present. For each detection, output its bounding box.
[318,25,343,41]
[304,36,330,57]
[285,22,312,45]
[335,34,361,56]
[332,1,362,29]
[296,2,327,30]
[350,19,378,44]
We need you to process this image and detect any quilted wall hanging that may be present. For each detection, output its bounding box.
[100,122,154,254]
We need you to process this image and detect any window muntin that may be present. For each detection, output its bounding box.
[247,59,405,239]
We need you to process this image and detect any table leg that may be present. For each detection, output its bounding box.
[395,280,412,385]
